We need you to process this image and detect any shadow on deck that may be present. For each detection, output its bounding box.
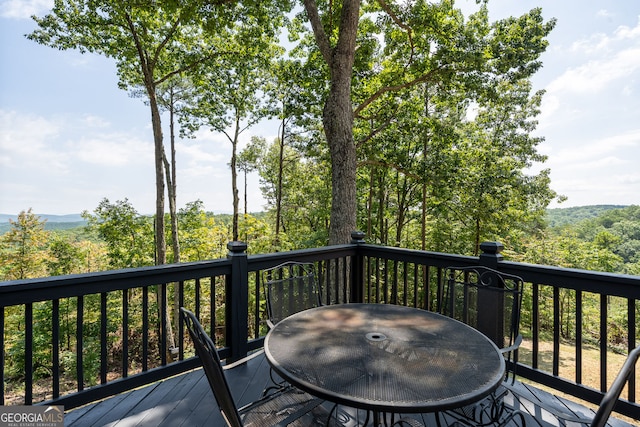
[65,353,637,427]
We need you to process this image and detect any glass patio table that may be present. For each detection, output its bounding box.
[264,303,505,419]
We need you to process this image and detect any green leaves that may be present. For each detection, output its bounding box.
[0,209,50,280]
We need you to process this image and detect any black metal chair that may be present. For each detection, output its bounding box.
[263,261,323,329]
[180,307,331,427]
[439,266,525,426]
[261,261,324,393]
[514,345,640,427]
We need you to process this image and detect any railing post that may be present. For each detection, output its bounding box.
[478,241,505,347]
[350,231,366,303]
[226,241,249,363]
[479,241,504,269]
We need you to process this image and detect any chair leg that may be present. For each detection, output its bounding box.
[498,409,526,427]
[262,368,289,396]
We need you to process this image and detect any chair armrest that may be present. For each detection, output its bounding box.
[500,334,523,355]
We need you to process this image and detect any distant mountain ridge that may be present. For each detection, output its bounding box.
[0,213,85,223]
[0,213,87,234]
[545,204,628,228]
[0,205,631,232]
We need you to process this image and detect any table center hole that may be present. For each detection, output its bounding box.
[366,332,387,342]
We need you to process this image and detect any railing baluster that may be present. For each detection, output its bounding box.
[0,305,4,405]
[375,257,380,303]
[195,278,201,318]
[342,257,348,303]
[410,263,417,308]
[391,260,398,305]
[628,298,636,402]
[76,295,84,391]
[553,286,560,376]
[160,283,167,366]
[142,287,148,372]
[178,280,184,360]
[600,294,608,392]
[253,272,260,339]
[52,299,60,398]
[576,290,583,384]
[366,257,372,303]
[333,258,340,303]
[25,303,33,404]
[122,290,128,378]
[532,283,539,370]
[214,276,218,343]
[101,292,107,384]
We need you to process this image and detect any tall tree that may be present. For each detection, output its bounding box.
[82,199,154,269]
[302,0,360,245]
[182,23,286,241]
[0,209,49,280]
[237,138,261,216]
[297,1,556,245]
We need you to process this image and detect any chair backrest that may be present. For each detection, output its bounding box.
[262,261,322,328]
[591,345,640,427]
[442,266,524,354]
[180,307,243,427]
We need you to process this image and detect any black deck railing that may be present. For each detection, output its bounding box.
[0,233,638,420]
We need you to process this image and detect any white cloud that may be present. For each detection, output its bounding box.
[547,47,640,94]
[0,0,52,19]
[72,134,152,166]
[613,16,640,41]
[180,143,225,164]
[82,114,111,129]
[596,9,614,19]
[570,16,640,55]
[553,129,640,164]
[0,109,159,213]
[551,17,640,96]
[0,109,68,172]
[543,129,640,206]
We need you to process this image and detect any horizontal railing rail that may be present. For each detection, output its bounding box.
[1,235,638,420]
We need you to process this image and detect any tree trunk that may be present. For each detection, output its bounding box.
[231,115,240,241]
[146,77,175,357]
[275,120,286,247]
[164,91,180,356]
[243,169,248,216]
[167,88,180,265]
[304,0,360,245]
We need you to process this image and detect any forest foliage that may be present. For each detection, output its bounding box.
[2,204,638,281]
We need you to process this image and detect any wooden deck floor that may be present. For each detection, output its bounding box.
[65,353,637,427]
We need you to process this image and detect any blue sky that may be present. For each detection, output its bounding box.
[1,0,639,216]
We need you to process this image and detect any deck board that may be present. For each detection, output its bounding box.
[65,354,638,427]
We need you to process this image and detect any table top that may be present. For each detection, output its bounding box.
[264,303,505,413]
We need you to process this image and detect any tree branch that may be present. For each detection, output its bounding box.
[303,0,333,65]
[358,158,422,180]
[354,65,448,116]
[377,0,415,64]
